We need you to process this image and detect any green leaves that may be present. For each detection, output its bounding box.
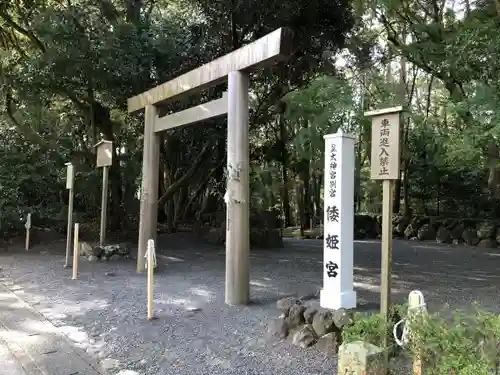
[283,75,356,168]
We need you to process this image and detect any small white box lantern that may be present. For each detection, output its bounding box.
[94,140,113,168]
[65,162,74,190]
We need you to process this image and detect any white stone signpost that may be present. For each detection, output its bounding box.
[127,27,293,306]
[320,130,357,310]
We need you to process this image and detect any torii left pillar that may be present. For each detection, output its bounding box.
[137,105,160,272]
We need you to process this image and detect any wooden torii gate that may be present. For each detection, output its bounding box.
[128,27,293,305]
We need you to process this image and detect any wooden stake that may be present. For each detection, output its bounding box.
[65,188,74,268]
[99,165,109,246]
[72,223,79,280]
[381,179,394,318]
[381,179,394,372]
[25,213,31,251]
[408,291,426,375]
[147,239,154,320]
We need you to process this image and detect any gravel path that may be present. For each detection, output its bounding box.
[0,236,499,375]
[0,240,335,375]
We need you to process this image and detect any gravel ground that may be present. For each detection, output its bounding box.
[0,235,499,375]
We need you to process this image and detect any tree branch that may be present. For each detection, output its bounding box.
[0,9,45,53]
[4,87,57,149]
[158,142,212,207]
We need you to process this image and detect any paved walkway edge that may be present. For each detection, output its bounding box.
[0,280,104,375]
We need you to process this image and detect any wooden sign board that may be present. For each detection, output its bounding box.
[366,106,403,180]
[65,162,74,189]
[94,140,113,168]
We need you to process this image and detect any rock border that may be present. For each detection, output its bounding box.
[313,214,500,248]
[269,296,403,357]
[79,242,132,262]
[268,297,348,353]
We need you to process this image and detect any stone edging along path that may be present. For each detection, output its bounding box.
[0,281,103,375]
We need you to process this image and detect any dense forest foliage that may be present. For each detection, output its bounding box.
[0,0,499,237]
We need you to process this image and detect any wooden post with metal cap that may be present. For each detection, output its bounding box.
[64,162,75,268]
[94,140,113,246]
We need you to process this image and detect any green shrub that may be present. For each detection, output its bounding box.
[343,303,500,375]
[408,307,500,375]
[343,304,406,358]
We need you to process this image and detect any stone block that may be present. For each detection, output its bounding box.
[312,308,336,336]
[338,341,385,375]
[291,325,316,348]
[276,297,300,315]
[316,332,340,355]
[267,318,289,339]
[331,308,350,330]
[79,242,95,256]
[303,306,318,324]
[285,304,306,330]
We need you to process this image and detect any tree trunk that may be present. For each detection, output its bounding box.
[295,178,305,237]
[355,71,367,213]
[282,165,292,227]
[393,44,407,213]
[278,102,292,227]
[298,160,311,230]
[300,118,311,229]
[166,198,175,233]
[173,186,187,227]
[312,174,322,220]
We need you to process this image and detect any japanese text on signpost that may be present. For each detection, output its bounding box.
[370,111,401,180]
[325,143,339,276]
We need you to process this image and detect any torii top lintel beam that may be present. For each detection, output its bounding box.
[127,27,293,113]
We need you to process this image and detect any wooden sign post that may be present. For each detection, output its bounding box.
[65,162,75,268]
[25,213,31,251]
[365,106,403,367]
[94,140,113,246]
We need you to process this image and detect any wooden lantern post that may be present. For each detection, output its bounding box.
[365,106,404,370]
[94,140,113,246]
[65,162,75,268]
